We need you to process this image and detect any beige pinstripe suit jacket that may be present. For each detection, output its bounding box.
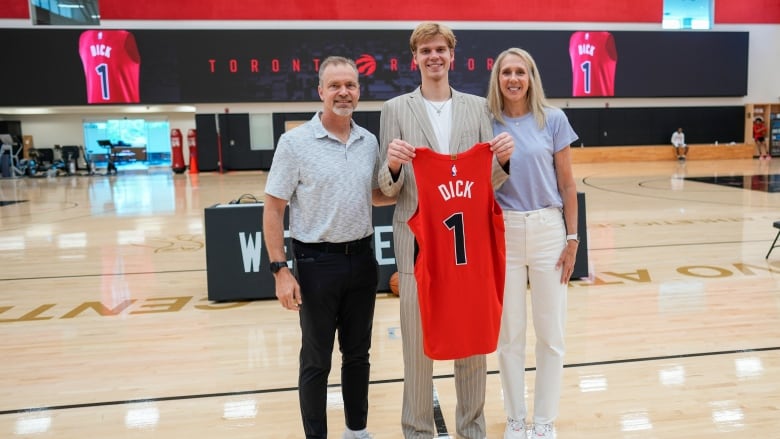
[377,86,510,274]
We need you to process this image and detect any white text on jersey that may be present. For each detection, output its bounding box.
[578,44,595,56]
[89,44,113,58]
[438,180,474,201]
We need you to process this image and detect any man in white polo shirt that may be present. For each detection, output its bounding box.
[263,56,394,439]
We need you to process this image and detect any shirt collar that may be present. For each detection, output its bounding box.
[311,111,362,145]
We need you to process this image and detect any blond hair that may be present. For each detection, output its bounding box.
[486,47,551,129]
[409,22,456,53]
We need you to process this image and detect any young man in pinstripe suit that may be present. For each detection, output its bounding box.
[377,22,514,439]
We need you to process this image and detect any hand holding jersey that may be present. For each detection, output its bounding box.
[386,132,512,177]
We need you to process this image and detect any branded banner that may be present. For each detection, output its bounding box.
[204,203,396,301]
[0,28,747,106]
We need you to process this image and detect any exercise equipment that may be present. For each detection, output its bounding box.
[0,134,24,178]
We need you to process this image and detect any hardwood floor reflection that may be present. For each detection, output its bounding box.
[1,158,778,438]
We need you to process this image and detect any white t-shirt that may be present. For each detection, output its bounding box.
[671,131,686,147]
[423,97,452,154]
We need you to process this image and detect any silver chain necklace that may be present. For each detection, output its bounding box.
[424,98,449,115]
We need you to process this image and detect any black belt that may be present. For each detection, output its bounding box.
[292,235,372,255]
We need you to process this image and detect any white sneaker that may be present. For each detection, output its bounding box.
[531,423,554,439]
[342,428,373,439]
[504,417,527,439]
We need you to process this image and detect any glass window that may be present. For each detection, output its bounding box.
[31,0,100,25]
[249,114,275,151]
[663,0,713,29]
[83,118,171,167]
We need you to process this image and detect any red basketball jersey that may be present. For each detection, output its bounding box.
[569,31,617,97]
[79,30,141,104]
[408,143,505,360]
[753,120,766,140]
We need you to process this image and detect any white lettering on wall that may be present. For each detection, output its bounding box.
[239,232,263,272]
[373,225,395,265]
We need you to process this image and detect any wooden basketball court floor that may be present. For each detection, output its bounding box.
[1,157,778,438]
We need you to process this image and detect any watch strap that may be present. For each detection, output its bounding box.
[269,261,289,273]
[566,233,579,242]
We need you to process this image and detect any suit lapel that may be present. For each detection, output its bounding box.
[449,89,466,154]
[408,87,438,151]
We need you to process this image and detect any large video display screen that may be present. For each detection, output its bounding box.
[0,28,748,106]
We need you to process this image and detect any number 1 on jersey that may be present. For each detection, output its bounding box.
[443,212,467,265]
[579,60,591,95]
[95,63,110,101]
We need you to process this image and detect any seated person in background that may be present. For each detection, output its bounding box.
[753,117,770,160]
[671,127,688,160]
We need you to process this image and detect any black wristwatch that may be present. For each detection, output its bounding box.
[269,261,289,274]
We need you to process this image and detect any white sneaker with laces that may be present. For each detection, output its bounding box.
[504,417,528,439]
[531,423,554,438]
[342,428,373,439]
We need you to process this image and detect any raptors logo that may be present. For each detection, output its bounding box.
[355,54,376,76]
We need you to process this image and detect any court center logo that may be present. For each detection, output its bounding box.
[355,54,376,76]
